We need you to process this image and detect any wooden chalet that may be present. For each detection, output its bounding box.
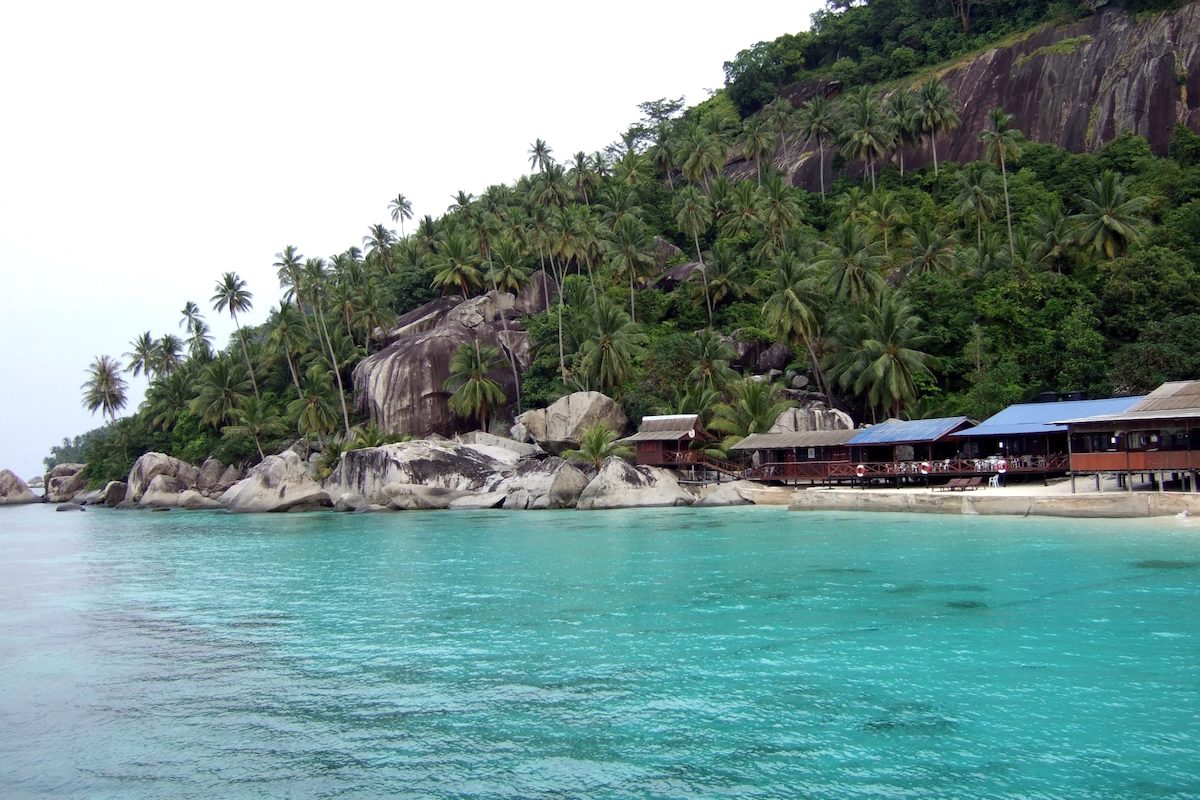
[947,396,1143,475]
[619,414,713,467]
[1057,381,1200,491]
[728,430,856,483]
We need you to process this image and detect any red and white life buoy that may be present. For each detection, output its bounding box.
[920,461,931,475]
[855,464,866,478]
[996,460,1008,474]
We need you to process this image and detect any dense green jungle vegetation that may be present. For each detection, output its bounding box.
[68,0,1200,486]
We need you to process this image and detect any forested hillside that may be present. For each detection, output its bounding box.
[69,0,1200,485]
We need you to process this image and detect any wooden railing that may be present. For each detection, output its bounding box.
[743,454,1071,483]
[664,450,748,478]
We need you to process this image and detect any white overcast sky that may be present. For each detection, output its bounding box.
[0,0,820,480]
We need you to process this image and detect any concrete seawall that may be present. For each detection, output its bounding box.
[788,489,1200,518]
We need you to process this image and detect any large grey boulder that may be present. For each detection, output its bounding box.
[125,453,199,503]
[194,458,227,493]
[695,480,757,507]
[576,458,694,510]
[514,270,557,315]
[512,392,628,455]
[0,469,39,505]
[457,431,542,458]
[140,474,188,508]
[324,440,521,505]
[499,457,590,510]
[384,483,474,510]
[448,492,507,510]
[220,450,331,513]
[102,481,128,507]
[769,404,854,433]
[380,296,461,345]
[76,489,107,505]
[178,490,224,510]
[45,463,86,503]
[757,342,793,372]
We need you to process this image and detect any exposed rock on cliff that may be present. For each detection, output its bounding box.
[125,452,200,503]
[497,457,590,509]
[44,463,86,503]
[0,469,38,505]
[770,404,855,433]
[354,290,530,437]
[739,2,1200,188]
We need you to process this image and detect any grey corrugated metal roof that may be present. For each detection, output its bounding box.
[1056,408,1200,426]
[618,414,702,443]
[847,417,974,445]
[1128,381,1200,412]
[951,396,1143,437]
[730,430,857,451]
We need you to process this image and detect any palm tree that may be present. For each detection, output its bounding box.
[189,357,252,428]
[124,331,157,379]
[81,355,128,424]
[708,378,793,452]
[903,223,960,277]
[154,334,184,377]
[431,231,483,296]
[916,80,960,176]
[741,116,775,185]
[954,163,1000,246]
[1070,169,1149,259]
[603,215,655,323]
[831,292,936,419]
[567,151,598,204]
[561,424,633,469]
[674,186,714,325]
[704,243,755,308]
[840,87,893,190]
[1030,200,1075,271]
[760,253,830,401]
[816,220,885,304]
[223,396,286,460]
[979,108,1025,264]
[687,329,738,393]
[488,236,531,294]
[528,138,553,172]
[144,366,194,432]
[797,95,836,199]
[577,297,647,392]
[865,189,910,259]
[647,125,677,190]
[179,300,212,360]
[763,98,794,160]
[388,193,413,237]
[444,339,507,432]
[885,90,921,175]
[288,365,340,444]
[363,224,396,273]
[721,180,764,239]
[210,271,261,399]
[760,172,803,249]
[301,258,354,438]
[267,303,308,393]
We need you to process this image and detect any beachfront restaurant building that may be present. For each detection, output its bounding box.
[947,396,1144,475]
[846,416,975,478]
[620,414,713,467]
[1057,381,1200,491]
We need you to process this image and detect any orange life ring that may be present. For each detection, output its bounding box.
[855,464,866,478]
[996,460,1007,474]
[920,461,931,475]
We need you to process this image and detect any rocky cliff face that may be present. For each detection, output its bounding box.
[743,2,1200,187]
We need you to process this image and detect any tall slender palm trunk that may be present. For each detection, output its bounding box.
[487,259,523,413]
[314,305,352,438]
[694,232,713,328]
[232,313,261,399]
[1000,157,1016,264]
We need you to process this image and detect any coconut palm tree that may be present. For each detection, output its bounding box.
[687,329,738,393]
[528,138,553,172]
[647,125,677,190]
[979,108,1025,264]
[903,223,960,277]
[603,215,656,323]
[301,258,353,438]
[143,365,195,432]
[267,304,307,393]
[704,243,755,308]
[840,87,893,191]
[288,365,339,444]
[763,98,794,159]
[796,95,836,199]
[674,186,714,326]
[954,163,1000,246]
[567,151,598,205]
[388,193,413,237]
[816,220,885,304]
[1030,200,1075,271]
[363,224,396,273]
[488,235,531,294]
[886,90,921,175]
[916,80,960,176]
[81,355,128,424]
[760,172,803,249]
[741,116,776,185]
[444,339,507,432]
[708,377,793,452]
[223,396,286,460]
[154,334,183,377]
[211,271,261,399]
[721,180,764,239]
[577,297,647,393]
[865,189,910,259]
[189,356,252,428]
[179,300,212,360]
[760,253,830,401]
[431,231,483,296]
[124,331,158,380]
[561,424,633,469]
[1070,169,1149,259]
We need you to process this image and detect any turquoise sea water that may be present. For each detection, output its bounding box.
[0,505,1198,799]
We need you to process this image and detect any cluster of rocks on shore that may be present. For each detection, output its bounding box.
[0,391,763,514]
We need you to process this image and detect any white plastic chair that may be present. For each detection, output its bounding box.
[988,475,1001,488]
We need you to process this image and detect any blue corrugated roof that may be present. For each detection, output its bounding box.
[847,416,973,445]
[950,396,1144,438]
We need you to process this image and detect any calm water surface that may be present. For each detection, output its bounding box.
[0,505,1197,798]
